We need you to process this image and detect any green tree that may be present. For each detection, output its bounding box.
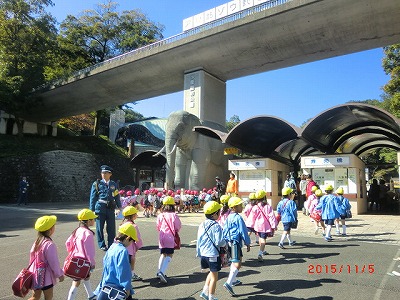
[0,0,57,136]
[121,107,144,123]
[58,113,95,135]
[56,1,164,136]
[226,115,240,131]
[382,44,400,117]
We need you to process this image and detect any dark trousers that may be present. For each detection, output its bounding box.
[298,194,306,209]
[17,193,27,205]
[96,207,116,248]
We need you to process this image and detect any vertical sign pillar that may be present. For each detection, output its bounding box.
[183,69,226,126]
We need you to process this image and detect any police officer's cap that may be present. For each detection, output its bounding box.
[101,165,113,173]
[215,176,220,180]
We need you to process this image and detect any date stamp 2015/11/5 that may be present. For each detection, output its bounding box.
[308,264,375,274]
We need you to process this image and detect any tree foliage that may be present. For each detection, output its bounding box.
[58,0,164,65]
[381,44,400,118]
[383,44,400,95]
[226,115,240,131]
[122,106,144,123]
[58,113,94,135]
[0,0,57,135]
[55,0,164,135]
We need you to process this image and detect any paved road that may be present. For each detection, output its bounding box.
[1,202,400,299]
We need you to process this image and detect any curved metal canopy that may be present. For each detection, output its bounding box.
[302,103,400,154]
[130,150,166,169]
[195,103,400,164]
[195,116,301,157]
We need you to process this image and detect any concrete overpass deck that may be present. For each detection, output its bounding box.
[27,0,400,122]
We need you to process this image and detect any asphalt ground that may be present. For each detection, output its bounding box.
[1,202,400,300]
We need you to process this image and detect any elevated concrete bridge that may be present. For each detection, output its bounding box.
[26,0,400,122]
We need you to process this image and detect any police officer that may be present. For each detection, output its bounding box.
[89,165,121,251]
[17,176,29,205]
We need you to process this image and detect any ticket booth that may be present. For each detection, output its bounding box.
[228,158,290,209]
[301,154,367,215]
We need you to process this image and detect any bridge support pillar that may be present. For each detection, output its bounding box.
[183,69,226,125]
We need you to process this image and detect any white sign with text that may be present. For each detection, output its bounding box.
[183,0,270,31]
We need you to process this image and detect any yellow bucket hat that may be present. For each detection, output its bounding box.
[35,215,57,232]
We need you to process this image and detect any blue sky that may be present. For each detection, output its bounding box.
[48,0,390,127]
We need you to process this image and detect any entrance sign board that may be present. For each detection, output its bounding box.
[183,0,270,31]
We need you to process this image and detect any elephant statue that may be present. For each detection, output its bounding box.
[160,110,228,191]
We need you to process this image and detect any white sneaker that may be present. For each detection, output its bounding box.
[131,273,142,281]
[157,272,167,283]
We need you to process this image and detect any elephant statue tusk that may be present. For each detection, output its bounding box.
[167,143,178,156]
[153,145,165,157]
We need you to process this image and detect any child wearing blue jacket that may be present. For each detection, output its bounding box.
[315,184,345,241]
[222,197,251,297]
[197,201,226,300]
[276,187,298,249]
[334,187,352,236]
[94,223,137,300]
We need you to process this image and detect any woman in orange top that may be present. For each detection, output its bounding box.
[226,173,238,196]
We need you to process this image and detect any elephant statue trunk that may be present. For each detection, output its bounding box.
[164,110,227,190]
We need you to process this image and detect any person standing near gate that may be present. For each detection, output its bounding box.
[17,176,29,205]
[89,165,121,251]
[226,173,238,196]
[215,176,226,200]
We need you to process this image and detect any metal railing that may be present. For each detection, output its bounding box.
[43,0,292,90]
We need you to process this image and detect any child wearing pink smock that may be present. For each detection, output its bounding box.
[309,189,325,235]
[244,193,258,244]
[218,195,231,228]
[253,200,277,261]
[29,215,64,300]
[66,209,97,300]
[156,196,182,284]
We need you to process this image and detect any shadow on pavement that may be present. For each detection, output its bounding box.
[290,241,360,249]
[0,202,87,232]
[246,296,333,300]
[238,278,340,298]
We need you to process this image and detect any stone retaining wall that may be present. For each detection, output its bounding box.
[0,150,134,203]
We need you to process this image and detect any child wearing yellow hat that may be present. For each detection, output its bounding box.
[309,189,326,235]
[66,209,97,300]
[94,223,137,300]
[315,184,346,241]
[253,190,277,262]
[222,197,251,296]
[122,206,143,281]
[156,196,182,284]
[334,187,352,236]
[217,194,231,228]
[28,215,64,300]
[243,192,259,245]
[197,201,226,300]
[277,187,298,248]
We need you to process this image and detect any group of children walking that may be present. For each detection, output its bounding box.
[21,184,351,300]
[22,194,183,300]
[304,185,352,241]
